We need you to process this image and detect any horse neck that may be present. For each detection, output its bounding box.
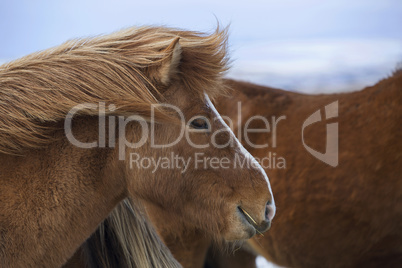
[0,116,127,267]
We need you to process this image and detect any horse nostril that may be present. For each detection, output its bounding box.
[265,202,275,222]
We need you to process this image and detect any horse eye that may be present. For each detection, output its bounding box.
[190,117,209,129]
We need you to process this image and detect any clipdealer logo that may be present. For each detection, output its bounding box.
[302,101,339,167]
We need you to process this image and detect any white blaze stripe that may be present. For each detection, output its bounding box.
[204,94,275,207]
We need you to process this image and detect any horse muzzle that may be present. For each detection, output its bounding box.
[238,201,275,234]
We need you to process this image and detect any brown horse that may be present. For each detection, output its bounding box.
[0,26,275,267]
[217,73,402,268]
[72,71,401,268]
[209,74,402,268]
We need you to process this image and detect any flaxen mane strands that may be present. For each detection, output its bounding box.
[80,199,182,268]
[0,26,229,154]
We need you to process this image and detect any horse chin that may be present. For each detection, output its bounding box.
[221,209,258,241]
[223,224,256,241]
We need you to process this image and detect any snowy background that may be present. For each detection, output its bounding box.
[1,1,401,267]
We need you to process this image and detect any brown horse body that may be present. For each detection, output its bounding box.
[222,74,402,268]
[0,27,274,267]
[86,73,401,268]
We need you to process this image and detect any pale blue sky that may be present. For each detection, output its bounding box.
[1,0,401,92]
[1,0,401,59]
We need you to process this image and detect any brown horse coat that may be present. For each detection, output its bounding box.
[67,72,401,267]
[207,74,402,268]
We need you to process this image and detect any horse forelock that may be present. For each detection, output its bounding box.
[0,26,229,154]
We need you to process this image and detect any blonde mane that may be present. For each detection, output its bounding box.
[0,26,228,154]
[82,199,182,268]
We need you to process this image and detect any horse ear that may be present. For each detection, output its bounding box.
[158,37,181,86]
